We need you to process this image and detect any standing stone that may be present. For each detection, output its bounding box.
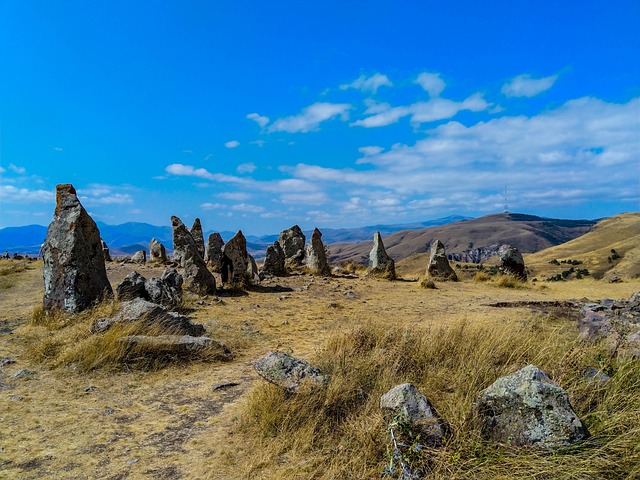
[221,230,249,287]
[101,239,112,262]
[246,254,260,284]
[204,233,225,272]
[43,184,113,313]
[262,242,286,277]
[367,231,396,279]
[498,244,527,280]
[277,225,306,270]
[190,218,206,259]
[116,271,148,301]
[380,383,448,447]
[149,238,168,264]
[473,365,590,449]
[131,250,146,264]
[305,228,331,276]
[171,216,216,295]
[427,240,458,281]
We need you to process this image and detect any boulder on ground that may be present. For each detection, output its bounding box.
[380,383,448,447]
[149,238,168,264]
[144,268,183,307]
[262,242,287,277]
[253,351,329,393]
[190,218,206,259]
[277,225,306,270]
[305,228,331,276]
[427,240,457,281]
[92,298,204,336]
[367,231,396,280]
[171,216,216,295]
[204,233,225,272]
[43,184,113,313]
[498,244,527,280]
[473,364,590,449]
[118,335,230,357]
[131,250,147,264]
[116,271,148,301]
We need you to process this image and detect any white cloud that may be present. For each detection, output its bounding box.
[279,192,329,205]
[269,102,352,133]
[225,140,240,148]
[502,73,559,97]
[201,202,225,210]
[352,93,490,128]
[0,185,54,203]
[218,191,252,201]
[165,164,247,185]
[0,166,5,174]
[53,147,63,152]
[247,113,270,128]
[231,203,264,213]
[8,164,26,174]
[359,146,384,156]
[77,184,135,206]
[340,73,392,93]
[415,72,446,97]
[237,162,257,174]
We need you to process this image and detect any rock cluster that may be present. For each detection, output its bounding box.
[171,216,216,295]
[427,240,457,281]
[115,268,183,306]
[498,244,527,280]
[43,184,113,313]
[367,231,395,279]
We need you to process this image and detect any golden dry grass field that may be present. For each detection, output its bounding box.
[1,228,639,479]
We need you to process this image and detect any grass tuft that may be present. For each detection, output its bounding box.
[420,278,437,289]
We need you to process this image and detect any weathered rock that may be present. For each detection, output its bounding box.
[254,351,329,393]
[427,240,457,281]
[277,225,306,270]
[190,218,206,259]
[581,367,611,386]
[578,293,640,357]
[262,242,287,277]
[118,335,230,357]
[204,233,225,272]
[116,271,148,301]
[380,383,448,447]
[43,184,113,313]
[92,298,204,336]
[305,228,331,276]
[149,238,168,264]
[101,239,112,262]
[474,364,590,449]
[144,268,183,307]
[498,244,527,280]
[131,250,147,264]
[246,254,260,284]
[367,231,396,279]
[171,216,216,295]
[221,230,249,287]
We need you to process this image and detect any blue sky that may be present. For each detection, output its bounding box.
[1,1,639,235]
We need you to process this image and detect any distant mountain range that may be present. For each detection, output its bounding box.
[0,215,470,258]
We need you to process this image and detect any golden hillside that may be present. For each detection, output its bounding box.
[525,212,640,281]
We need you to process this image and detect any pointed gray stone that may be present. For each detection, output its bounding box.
[149,238,168,264]
[221,230,250,287]
[277,225,306,270]
[262,241,286,277]
[171,216,216,295]
[427,240,457,281]
[367,231,396,279]
[204,233,225,272]
[190,218,205,259]
[305,228,331,276]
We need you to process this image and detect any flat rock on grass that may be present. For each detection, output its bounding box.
[253,351,328,393]
[118,335,230,357]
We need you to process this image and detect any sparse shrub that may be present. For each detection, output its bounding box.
[494,274,527,289]
[547,274,563,282]
[420,278,437,289]
[610,249,620,260]
[549,259,560,265]
[474,271,491,282]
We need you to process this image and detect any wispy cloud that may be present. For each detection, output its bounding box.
[415,72,446,97]
[269,102,352,133]
[218,191,252,201]
[246,113,270,128]
[8,164,26,175]
[77,184,135,206]
[502,73,559,97]
[340,73,392,93]
[231,203,264,213]
[237,162,257,174]
[0,185,54,203]
[225,140,240,148]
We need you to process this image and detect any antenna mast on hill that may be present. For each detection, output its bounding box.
[503,186,509,213]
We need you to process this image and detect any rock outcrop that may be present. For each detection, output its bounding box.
[380,383,448,447]
[427,240,457,281]
[473,365,589,449]
[262,242,286,277]
[149,238,168,264]
[190,218,206,259]
[367,231,396,279]
[498,244,527,280]
[277,225,306,270]
[204,233,225,272]
[171,216,216,295]
[221,230,250,287]
[253,351,329,393]
[305,228,331,276]
[43,184,113,313]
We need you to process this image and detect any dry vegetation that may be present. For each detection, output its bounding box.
[1,221,639,479]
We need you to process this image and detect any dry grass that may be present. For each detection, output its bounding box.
[235,315,640,479]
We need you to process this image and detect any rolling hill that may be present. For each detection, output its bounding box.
[329,212,597,267]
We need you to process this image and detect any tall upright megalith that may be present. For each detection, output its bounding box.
[367,231,396,279]
[43,184,113,313]
[277,225,306,270]
[305,228,331,276]
[190,218,206,259]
